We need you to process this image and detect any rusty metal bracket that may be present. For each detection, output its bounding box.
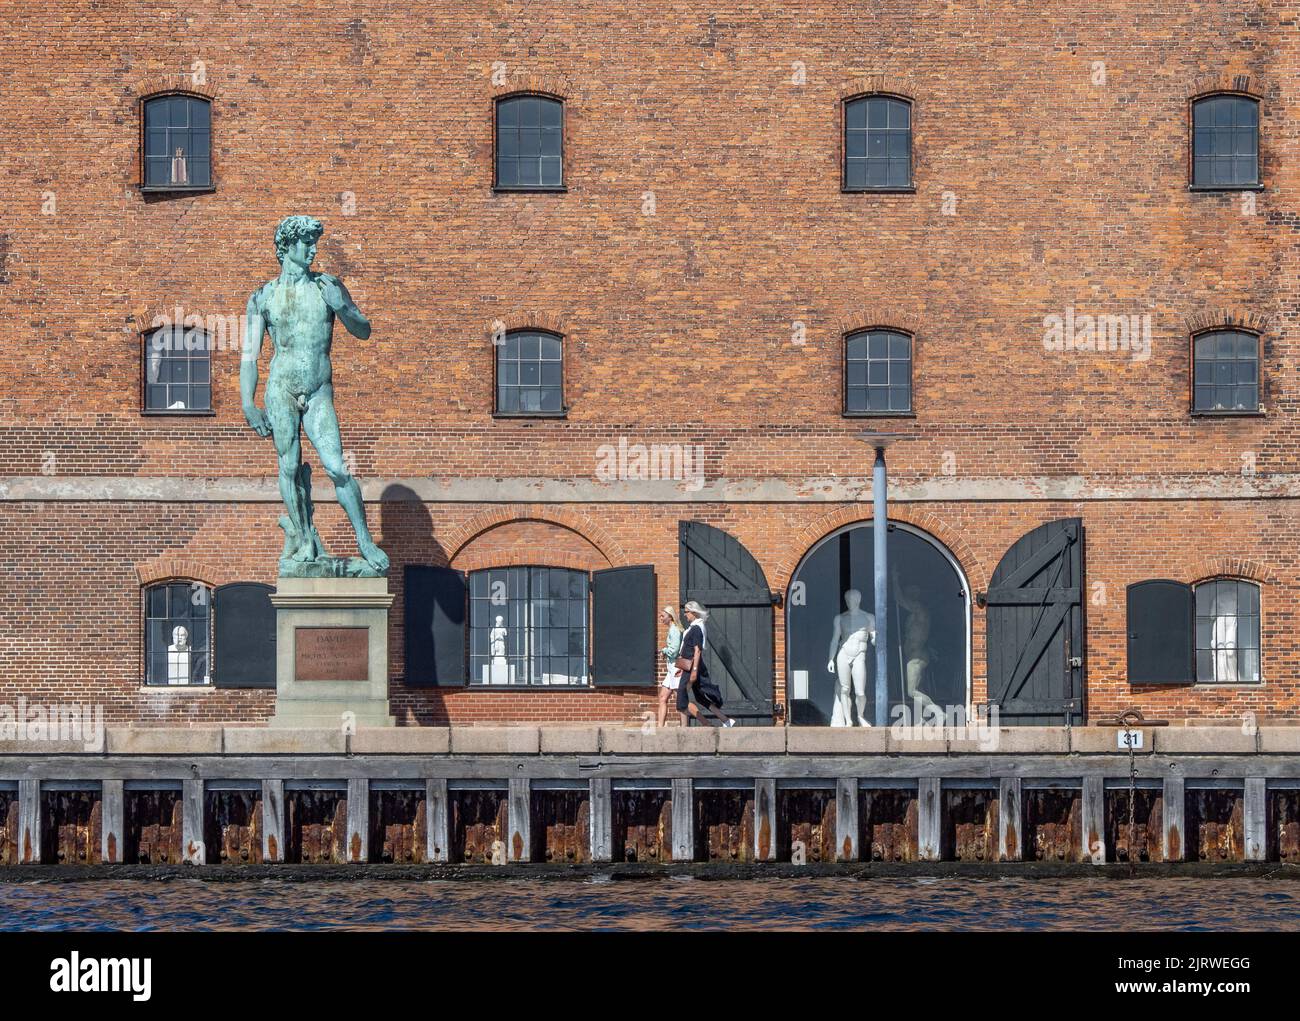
[1112,707,1170,728]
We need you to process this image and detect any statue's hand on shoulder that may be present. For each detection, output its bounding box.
[243,403,272,438]
[315,273,346,311]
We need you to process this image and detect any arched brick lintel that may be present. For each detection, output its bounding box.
[1185,308,1270,336]
[771,504,988,595]
[838,310,921,338]
[837,75,919,103]
[135,556,225,588]
[1190,72,1265,100]
[490,73,574,101]
[1191,557,1275,586]
[444,506,629,567]
[485,311,567,344]
[136,76,219,103]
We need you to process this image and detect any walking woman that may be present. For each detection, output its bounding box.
[657,606,683,728]
[676,601,735,728]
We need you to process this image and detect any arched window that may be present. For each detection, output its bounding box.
[142,94,212,190]
[468,567,589,685]
[1192,329,1259,413]
[144,581,211,685]
[495,329,564,415]
[1191,94,1259,189]
[784,522,970,725]
[844,329,912,414]
[143,324,212,413]
[843,95,912,190]
[495,94,564,190]
[1194,578,1260,683]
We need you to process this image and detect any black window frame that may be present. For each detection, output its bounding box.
[141,325,216,416]
[842,327,915,417]
[1189,92,1261,192]
[493,92,567,193]
[139,92,215,194]
[143,580,213,687]
[841,93,915,193]
[1192,577,1262,684]
[493,327,567,418]
[1190,327,1261,416]
[467,565,592,688]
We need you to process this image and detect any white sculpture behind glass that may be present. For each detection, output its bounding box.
[898,584,937,715]
[489,615,511,684]
[167,625,191,686]
[1208,589,1238,682]
[826,589,876,727]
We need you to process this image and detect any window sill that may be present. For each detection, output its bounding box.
[492,411,568,420]
[1128,681,1263,688]
[1187,184,1264,193]
[492,186,568,194]
[141,409,216,417]
[843,410,916,418]
[842,186,916,194]
[1190,410,1265,418]
[462,684,594,692]
[138,684,215,693]
[140,185,217,195]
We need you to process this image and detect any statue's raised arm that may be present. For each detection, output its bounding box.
[315,273,371,340]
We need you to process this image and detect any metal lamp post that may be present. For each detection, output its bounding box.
[859,432,912,727]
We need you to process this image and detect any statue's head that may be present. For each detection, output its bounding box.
[274,214,324,267]
[844,588,861,610]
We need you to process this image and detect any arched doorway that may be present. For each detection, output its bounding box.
[785,521,971,725]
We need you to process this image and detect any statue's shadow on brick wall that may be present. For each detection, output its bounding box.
[379,484,448,726]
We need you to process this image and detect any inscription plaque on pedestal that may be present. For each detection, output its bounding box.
[295,627,369,681]
[269,577,394,728]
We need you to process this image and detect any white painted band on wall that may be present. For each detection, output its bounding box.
[0,474,1297,504]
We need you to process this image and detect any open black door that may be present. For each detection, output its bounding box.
[678,521,775,725]
[984,518,1085,725]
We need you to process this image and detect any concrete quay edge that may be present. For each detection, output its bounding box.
[0,725,1290,757]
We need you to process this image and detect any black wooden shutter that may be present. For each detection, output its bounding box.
[678,520,776,723]
[1127,579,1194,684]
[591,565,657,686]
[404,565,467,686]
[984,518,1085,725]
[214,582,276,688]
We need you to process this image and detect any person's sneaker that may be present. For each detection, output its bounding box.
[724,719,736,728]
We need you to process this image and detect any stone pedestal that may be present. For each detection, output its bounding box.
[268,576,395,728]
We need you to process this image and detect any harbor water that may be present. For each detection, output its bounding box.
[2,876,1297,931]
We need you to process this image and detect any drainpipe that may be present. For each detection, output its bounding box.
[873,445,889,727]
[860,432,912,728]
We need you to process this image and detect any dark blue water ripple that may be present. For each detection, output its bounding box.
[0,877,1296,931]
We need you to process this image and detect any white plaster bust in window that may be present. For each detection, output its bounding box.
[167,625,191,685]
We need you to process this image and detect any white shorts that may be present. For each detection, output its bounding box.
[662,665,682,690]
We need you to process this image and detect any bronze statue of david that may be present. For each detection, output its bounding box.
[241,215,389,576]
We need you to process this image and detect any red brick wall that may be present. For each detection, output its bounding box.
[0,3,1296,724]
[0,498,1296,724]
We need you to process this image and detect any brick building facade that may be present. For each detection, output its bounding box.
[0,2,1296,727]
